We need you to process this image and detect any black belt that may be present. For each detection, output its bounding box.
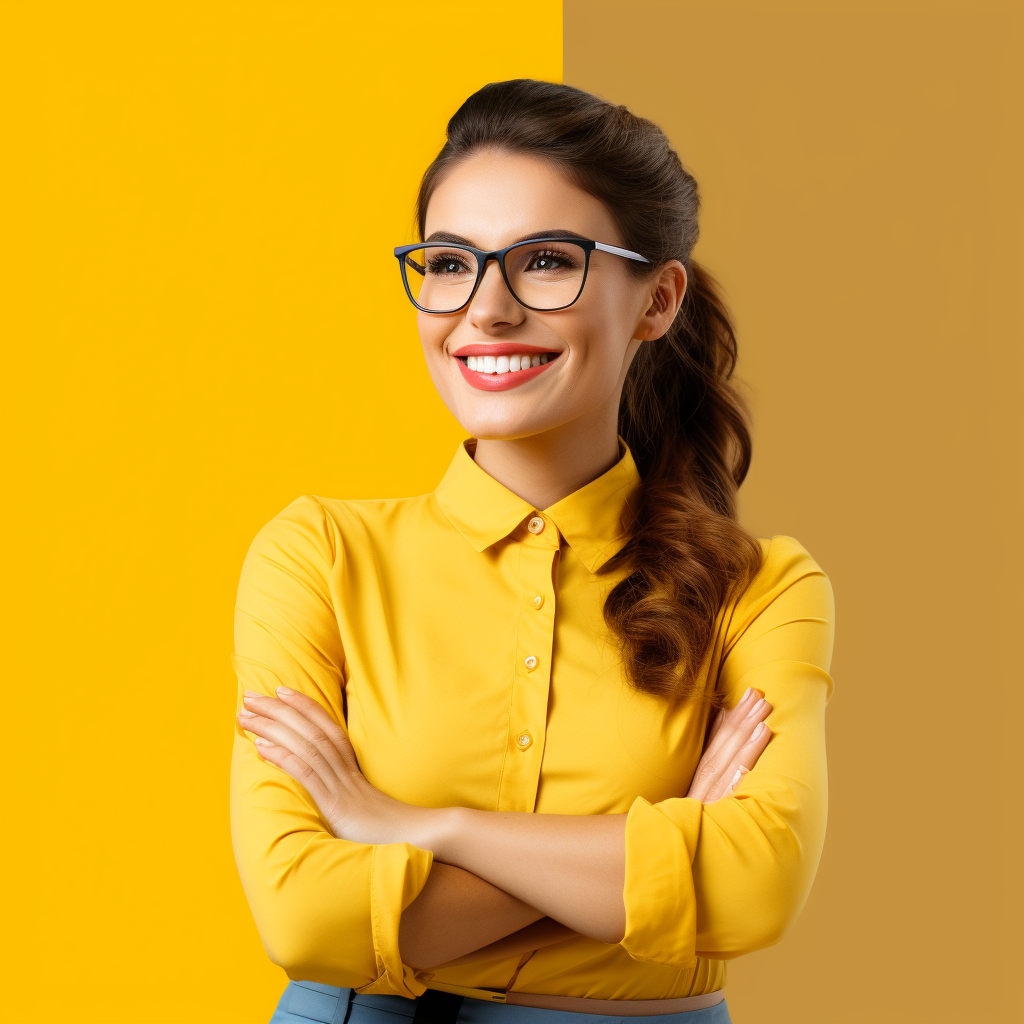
[412,989,465,1024]
[282,983,464,1024]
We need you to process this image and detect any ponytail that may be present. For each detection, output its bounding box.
[602,261,761,704]
[417,80,762,704]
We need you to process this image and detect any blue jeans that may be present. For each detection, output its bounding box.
[269,983,732,1024]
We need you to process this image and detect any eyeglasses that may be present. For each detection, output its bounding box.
[393,236,651,314]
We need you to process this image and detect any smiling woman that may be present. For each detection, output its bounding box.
[230,79,833,1024]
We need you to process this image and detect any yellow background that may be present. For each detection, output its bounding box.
[3,2,1023,1023]
[566,2,1023,1022]
[0,4,560,1022]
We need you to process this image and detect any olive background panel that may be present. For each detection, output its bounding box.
[565,2,1023,1022]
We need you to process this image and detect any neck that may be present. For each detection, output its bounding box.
[472,406,621,511]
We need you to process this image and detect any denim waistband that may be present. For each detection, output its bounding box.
[272,982,732,1024]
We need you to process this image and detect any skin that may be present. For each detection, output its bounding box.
[235,150,774,971]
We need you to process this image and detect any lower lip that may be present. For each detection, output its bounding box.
[455,356,559,391]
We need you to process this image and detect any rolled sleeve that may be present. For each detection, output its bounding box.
[229,496,432,996]
[621,795,702,967]
[619,537,834,967]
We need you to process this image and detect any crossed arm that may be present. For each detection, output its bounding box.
[235,684,773,969]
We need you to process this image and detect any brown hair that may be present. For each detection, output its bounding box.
[417,80,763,705]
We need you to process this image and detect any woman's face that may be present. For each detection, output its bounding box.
[417,150,681,442]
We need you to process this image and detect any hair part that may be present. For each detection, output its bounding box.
[417,79,763,706]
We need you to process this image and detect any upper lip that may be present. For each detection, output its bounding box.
[450,343,561,358]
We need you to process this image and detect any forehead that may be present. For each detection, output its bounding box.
[423,149,623,250]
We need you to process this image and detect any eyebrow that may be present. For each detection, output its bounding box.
[422,229,590,248]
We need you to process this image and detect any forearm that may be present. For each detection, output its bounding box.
[421,809,627,944]
[398,862,545,969]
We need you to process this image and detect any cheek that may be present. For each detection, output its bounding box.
[416,315,462,409]
[568,292,637,378]
[417,312,446,355]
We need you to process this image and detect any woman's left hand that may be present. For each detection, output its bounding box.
[237,687,434,847]
[686,686,773,804]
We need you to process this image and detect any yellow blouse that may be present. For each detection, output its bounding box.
[230,439,834,1002]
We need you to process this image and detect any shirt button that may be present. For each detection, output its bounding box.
[516,731,533,750]
[531,595,544,610]
[527,516,545,534]
[524,655,538,671]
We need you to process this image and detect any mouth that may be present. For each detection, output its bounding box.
[451,344,562,392]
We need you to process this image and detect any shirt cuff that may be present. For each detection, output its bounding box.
[620,795,703,968]
[357,842,434,998]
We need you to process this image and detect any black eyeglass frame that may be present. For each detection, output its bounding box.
[393,237,651,314]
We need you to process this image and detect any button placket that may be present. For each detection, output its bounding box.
[496,519,558,813]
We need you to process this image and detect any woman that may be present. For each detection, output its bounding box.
[231,79,834,1024]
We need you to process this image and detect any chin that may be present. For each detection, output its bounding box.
[455,405,562,443]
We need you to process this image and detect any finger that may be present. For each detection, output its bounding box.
[722,764,751,797]
[696,694,772,792]
[737,721,771,772]
[272,688,360,772]
[251,736,289,769]
[238,702,347,786]
[241,690,353,777]
[702,687,762,762]
[706,724,771,802]
[255,687,358,770]
[722,767,744,798]
[253,736,342,825]
[706,687,755,746]
[705,707,728,748]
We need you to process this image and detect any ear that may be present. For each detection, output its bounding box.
[633,261,687,341]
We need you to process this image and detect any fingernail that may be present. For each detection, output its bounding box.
[254,736,268,745]
[244,690,261,697]
[751,722,765,739]
[746,698,766,719]
[277,686,294,696]
[740,687,752,703]
[238,709,256,718]
[730,768,743,787]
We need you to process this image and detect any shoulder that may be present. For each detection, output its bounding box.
[728,535,835,637]
[755,535,830,595]
[242,491,440,575]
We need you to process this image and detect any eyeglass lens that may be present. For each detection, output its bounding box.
[402,241,587,312]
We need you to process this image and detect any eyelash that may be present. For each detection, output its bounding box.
[426,252,472,273]
[527,249,579,269]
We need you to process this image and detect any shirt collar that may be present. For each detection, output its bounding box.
[434,438,641,573]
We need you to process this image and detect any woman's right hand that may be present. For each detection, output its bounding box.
[686,687,773,803]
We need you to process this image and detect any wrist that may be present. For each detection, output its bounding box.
[403,804,464,859]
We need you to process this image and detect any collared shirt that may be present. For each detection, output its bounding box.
[230,439,834,1002]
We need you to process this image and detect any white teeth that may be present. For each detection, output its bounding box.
[464,352,556,374]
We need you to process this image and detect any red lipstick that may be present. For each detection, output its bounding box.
[451,343,556,357]
[456,357,558,391]
[451,343,562,392]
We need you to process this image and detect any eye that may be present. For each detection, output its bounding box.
[530,253,559,271]
[525,249,579,273]
[427,252,473,275]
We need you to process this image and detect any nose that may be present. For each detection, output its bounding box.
[466,257,525,333]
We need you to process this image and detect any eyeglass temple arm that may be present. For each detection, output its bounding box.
[594,241,651,263]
